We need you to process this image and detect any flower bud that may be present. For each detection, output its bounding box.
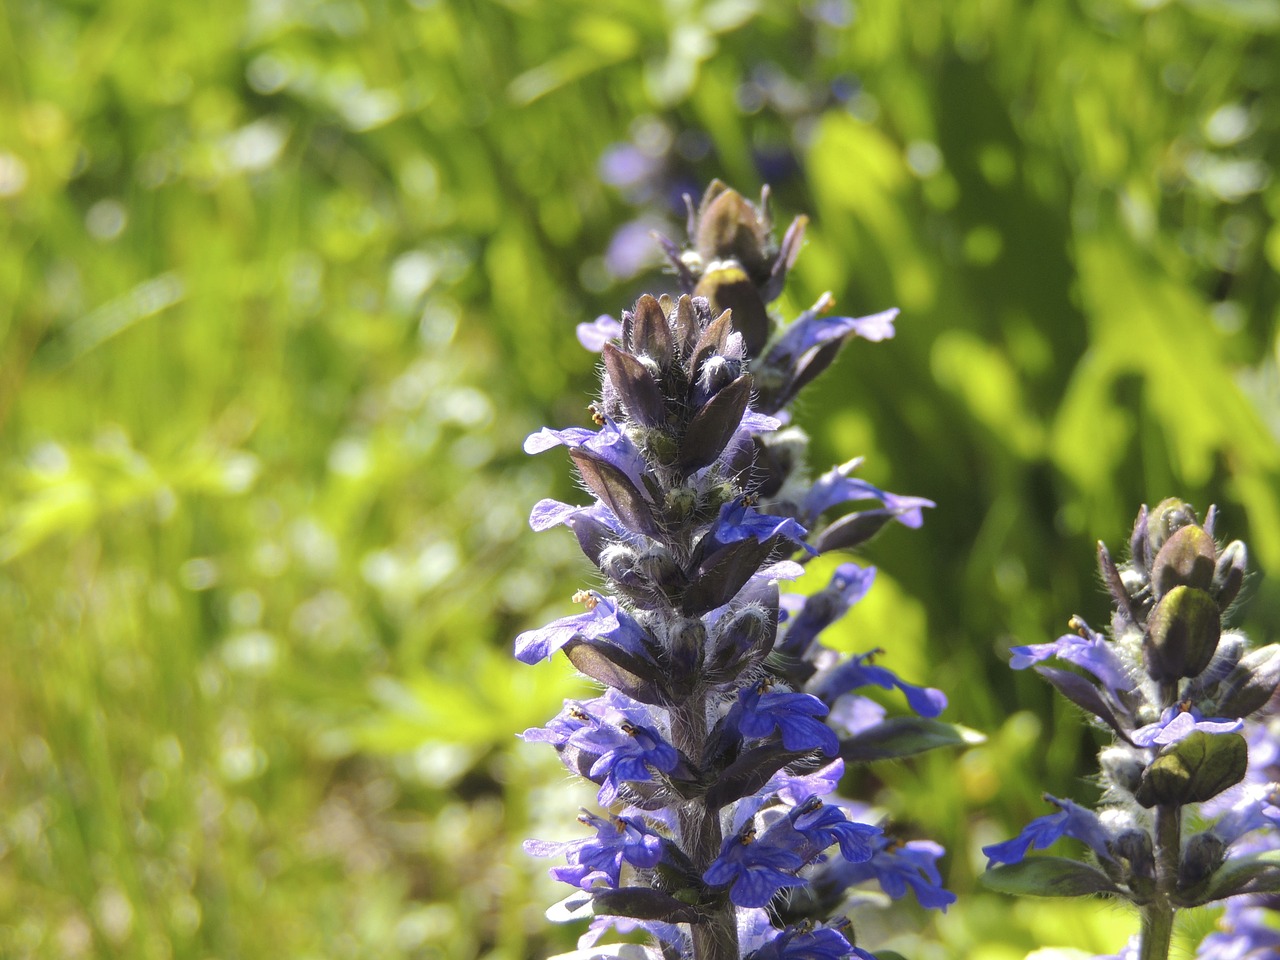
[636,545,684,594]
[1214,643,1280,719]
[1109,829,1155,897]
[1177,832,1225,892]
[1144,586,1221,682]
[1212,539,1247,611]
[1150,524,1216,599]
[644,428,679,466]
[667,617,706,673]
[694,186,770,280]
[1146,498,1200,558]
[1099,746,1147,796]
[599,544,641,583]
[698,354,738,398]
[665,486,698,522]
[694,268,771,359]
[709,604,773,671]
[1134,731,1247,808]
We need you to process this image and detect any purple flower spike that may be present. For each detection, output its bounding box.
[982,795,1114,868]
[703,829,808,908]
[809,650,947,718]
[736,685,840,756]
[516,182,943,960]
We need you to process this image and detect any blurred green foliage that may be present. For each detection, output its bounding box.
[1,0,1278,958]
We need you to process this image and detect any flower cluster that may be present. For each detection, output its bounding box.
[982,500,1280,959]
[517,182,961,960]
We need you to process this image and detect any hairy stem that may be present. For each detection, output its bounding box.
[669,695,738,960]
[1140,798,1182,960]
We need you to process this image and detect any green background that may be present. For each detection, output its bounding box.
[1,0,1278,957]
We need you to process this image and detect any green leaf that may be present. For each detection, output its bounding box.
[1193,850,1280,905]
[982,857,1122,898]
[838,717,984,763]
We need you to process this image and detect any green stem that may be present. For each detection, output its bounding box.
[1138,901,1173,960]
[1139,687,1183,960]
[1138,803,1181,960]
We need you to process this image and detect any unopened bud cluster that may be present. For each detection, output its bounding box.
[983,500,1280,959]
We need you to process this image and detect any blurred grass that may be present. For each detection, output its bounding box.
[0,0,1278,958]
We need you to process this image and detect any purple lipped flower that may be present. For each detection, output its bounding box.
[735,684,840,756]
[525,418,651,500]
[703,827,808,908]
[580,913,687,956]
[982,795,1115,867]
[766,759,846,806]
[749,922,863,960]
[517,183,946,959]
[577,314,624,352]
[520,698,600,747]
[514,591,649,664]
[828,695,887,737]
[802,460,935,529]
[719,408,784,468]
[574,713,679,806]
[765,308,899,368]
[1130,705,1244,748]
[530,498,589,532]
[712,500,816,554]
[1009,623,1130,694]
[808,649,947,718]
[524,810,663,890]
[755,559,807,586]
[829,836,956,911]
[778,563,877,657]
[786,796,880,862]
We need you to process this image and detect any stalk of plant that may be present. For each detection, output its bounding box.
[516,182,971,960]
[982,500,1280,960]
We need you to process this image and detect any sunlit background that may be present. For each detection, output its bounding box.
[1,1,1278,958]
